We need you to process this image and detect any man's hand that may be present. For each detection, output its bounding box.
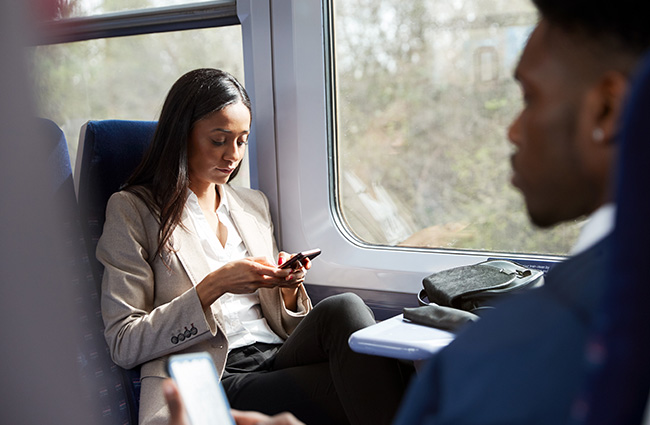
[162,379,305,425]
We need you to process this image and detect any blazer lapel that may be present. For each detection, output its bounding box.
[171,206,228,330]
[224,185,274,260]
[171,208,213,286]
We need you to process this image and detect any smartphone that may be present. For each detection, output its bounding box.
[279,248,322,269]
[167,352,235,425]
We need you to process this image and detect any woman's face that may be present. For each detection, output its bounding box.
[187,101,250,188]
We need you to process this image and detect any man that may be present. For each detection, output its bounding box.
[391,1,650,424]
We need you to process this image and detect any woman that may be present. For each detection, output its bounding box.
[98,69,411,425]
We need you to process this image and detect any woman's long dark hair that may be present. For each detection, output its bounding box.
[123,68,251,259]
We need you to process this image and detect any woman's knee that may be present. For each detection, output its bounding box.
[315,292,375,329]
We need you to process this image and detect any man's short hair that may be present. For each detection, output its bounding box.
[532,0,650,55]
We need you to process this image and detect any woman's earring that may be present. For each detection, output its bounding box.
[593,127,605,143]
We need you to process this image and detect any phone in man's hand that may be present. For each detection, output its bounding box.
[279,248,322,269]
[167,352,235,425]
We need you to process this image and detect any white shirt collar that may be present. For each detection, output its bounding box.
[185,184,229,212]
[570,203,616,256]
[185,186,246,262]
[215,184,229,214]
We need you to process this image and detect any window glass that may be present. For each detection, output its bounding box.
[49,0,219,20]
[30,26,246,183]
[332,0,581,255]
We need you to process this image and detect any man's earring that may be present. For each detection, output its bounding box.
[593,127,605,143]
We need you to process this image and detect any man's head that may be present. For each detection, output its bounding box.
[508,1,650,228]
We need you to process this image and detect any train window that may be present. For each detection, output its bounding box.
[30,10,246,183]
[331,0,581,256]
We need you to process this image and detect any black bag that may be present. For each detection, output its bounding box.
[404,260,543,331]
[418,259,544,313]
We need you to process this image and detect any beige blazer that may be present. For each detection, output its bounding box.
[97,184,312,425]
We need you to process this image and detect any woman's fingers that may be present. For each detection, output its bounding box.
[199,258,305,306]
[248,257,306,281]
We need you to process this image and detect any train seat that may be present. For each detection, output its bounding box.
[570,50,650,425]
[74,120,158,424]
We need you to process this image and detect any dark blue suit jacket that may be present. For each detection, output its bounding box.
[393,235,612,425]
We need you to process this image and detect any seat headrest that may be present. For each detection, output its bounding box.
[75,120,157,219]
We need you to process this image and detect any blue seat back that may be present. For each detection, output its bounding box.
[571,52,650,424]
[40,117,134,425]
[75,120,157,285]
[75,120,158,424]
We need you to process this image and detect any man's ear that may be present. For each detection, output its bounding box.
[577,70,628,205]
[593,70,630,145]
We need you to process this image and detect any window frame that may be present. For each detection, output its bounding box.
[243,0,562,295]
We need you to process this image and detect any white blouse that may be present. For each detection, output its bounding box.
[185,187,284,351]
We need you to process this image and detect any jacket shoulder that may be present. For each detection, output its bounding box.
[106,187,157,215]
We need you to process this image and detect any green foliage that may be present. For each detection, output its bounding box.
[335,0,580,255]
[30,6,243,169]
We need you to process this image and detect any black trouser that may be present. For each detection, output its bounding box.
[221,293,414,425]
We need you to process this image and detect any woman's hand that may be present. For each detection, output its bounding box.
[277,251,314,272]
[277,252,312,311]
[196,257,305,310]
